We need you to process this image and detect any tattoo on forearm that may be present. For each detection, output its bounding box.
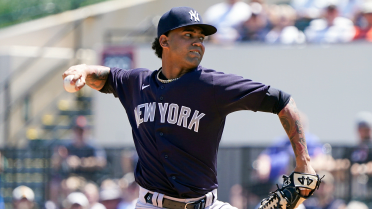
[295,120,302,135]
[299,138,308,155]
[279,98,309,158]
[280,117,290,134]
[86,67,109,90]
[289,137,308,156]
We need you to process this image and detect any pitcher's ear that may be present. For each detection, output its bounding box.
[159,35,169,48]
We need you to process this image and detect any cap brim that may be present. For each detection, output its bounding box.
[193,24,217,36]
[160,23,217,37]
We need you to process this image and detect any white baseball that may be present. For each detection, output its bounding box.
[63,75,82,93]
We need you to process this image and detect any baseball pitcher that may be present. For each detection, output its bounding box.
[62,7,322,209]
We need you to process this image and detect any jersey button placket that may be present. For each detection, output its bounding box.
[159,132,164,136]
[160,86,165,90]
[159,96,164,101]
[164,154,168,159]
[171,176,176,180]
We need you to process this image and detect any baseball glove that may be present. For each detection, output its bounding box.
[258,172,323,209]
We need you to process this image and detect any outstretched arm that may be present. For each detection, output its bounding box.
[62,64,110,91]
[278,97,316,196]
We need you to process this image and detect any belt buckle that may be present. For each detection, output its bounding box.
[184,201,195,209]
[185,198,205,209]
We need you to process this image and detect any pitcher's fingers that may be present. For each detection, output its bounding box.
[73,73,82,81]
[76,79,85,89]
[79,75,86,86]
[299,188,310,197]
[62,71,70,79]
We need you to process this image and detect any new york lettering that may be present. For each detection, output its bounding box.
[134,102,205,132]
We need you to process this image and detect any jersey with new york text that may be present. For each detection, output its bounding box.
[103,66,270,198]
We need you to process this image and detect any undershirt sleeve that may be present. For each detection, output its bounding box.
[257,87,291,114]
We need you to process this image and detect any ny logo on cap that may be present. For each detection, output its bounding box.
[189,10,200,22]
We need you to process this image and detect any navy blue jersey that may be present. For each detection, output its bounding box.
[104,66,269,198]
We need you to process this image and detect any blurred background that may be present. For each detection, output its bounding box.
[0,0,372,208]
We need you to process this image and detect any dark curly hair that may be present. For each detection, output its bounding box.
[151,32,169,59]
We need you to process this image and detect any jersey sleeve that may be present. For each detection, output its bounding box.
[99,67,132,98]
[212,71,270,116]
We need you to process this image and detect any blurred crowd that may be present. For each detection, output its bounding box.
[12,173,139,209]
[7,116,140,209]
[203,0,372,44]
[45,117,139,209]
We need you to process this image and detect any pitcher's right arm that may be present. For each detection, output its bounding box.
[62,64,110,91]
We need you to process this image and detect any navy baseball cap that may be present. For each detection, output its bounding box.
[157,7,217,38]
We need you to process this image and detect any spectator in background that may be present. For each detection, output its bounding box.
[347,111,372,199]
[46,175,87,209]
[49,116,106,206]
[117,173,139,209]
[265,4,306,44]
[100,179,122,209]
[56,176,88,208]
[291,0,336,30]
[305,4,356,43]
[12,186,35,209]
[355,111,372,147]
[83,183,106,209]
[304,171,346,209]
[354,1,372,42]
[53,116,107,182]
[64,192,89,209]
[350,111,372,164]
[291,0,335,19]
[239,1,271,42]
[292,0,363,22]
[337,0,364,22]
[204,0,252,43]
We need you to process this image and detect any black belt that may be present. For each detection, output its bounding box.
[144,192,207,209]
